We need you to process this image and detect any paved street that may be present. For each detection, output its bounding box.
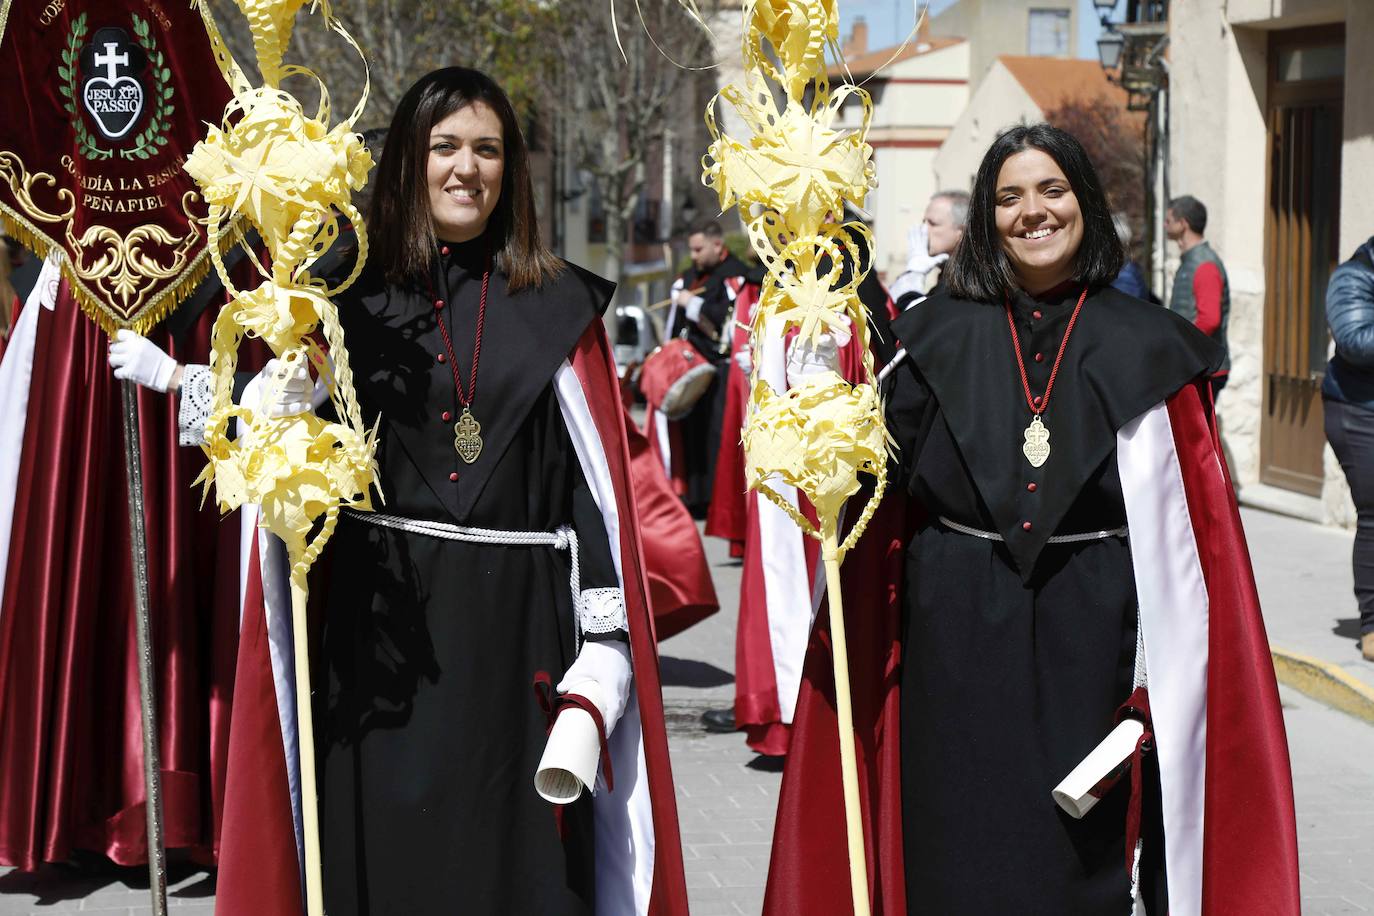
[0,508,1372,914]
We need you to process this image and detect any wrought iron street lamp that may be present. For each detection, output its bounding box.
[1097,28,1125,70]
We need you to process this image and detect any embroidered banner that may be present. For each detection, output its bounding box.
[0,0,234,332]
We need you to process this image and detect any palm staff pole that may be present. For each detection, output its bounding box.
[118,379,169,916]
[700,0,894,909]
[822,527,868,916]
[288,565,324,914]
[186,3,379,912]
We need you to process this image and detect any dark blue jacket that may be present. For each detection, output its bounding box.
[1324,237,1374,409]
[1111,260,1148,300]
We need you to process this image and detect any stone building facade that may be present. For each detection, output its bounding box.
[1169,0,1374,526]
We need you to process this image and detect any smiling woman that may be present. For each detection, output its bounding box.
[945,123,1123,302]
[425,102,504,242]
[765,122,1299,916]
[302,67,687,916]
[370,68,562,291]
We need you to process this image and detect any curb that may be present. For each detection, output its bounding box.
[1270,645,1374,726]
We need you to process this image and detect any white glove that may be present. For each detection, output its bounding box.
[888,223,949,304]
[558,640,633,732]
[785,316,850,388]
[733,347,752,375]
[243,358,316,419]
[108,330,178,392]
[904,222,949,276]
[535,640,634,804]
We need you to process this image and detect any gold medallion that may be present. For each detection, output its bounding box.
[454,407,483,464]
[1022,415,1050,468]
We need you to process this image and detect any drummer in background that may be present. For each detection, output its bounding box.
[662,220,755,518]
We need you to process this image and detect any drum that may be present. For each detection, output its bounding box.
[639,339,717,420]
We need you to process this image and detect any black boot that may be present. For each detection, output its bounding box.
[700,707,736,733]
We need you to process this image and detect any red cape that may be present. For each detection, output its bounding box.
[625,416,719,640]
[763,382,1299,915]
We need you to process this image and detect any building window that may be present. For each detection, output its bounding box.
[1028,9,1070,57]
[1277,44,1344,82]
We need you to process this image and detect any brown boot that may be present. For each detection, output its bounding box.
[1362,632,1374,662]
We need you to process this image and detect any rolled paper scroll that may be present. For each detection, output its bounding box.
[535,682,609,804]
[1052,717,1146,819]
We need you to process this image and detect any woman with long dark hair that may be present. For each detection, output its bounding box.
[763,124,1299,914]
[194,67,689,916]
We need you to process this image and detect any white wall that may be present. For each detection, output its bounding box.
[1169,0,1372,525]
[870,145,941,282]
[844,42,969,284]
[1340,0,1374,257]
[933,60,1039,192]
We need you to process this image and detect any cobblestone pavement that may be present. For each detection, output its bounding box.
[2,512,1374,914]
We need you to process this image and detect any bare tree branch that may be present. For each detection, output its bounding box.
[537,0,713,282]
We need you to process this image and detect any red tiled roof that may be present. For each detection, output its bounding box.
[827,36,966,80]
[996,55,1131,113]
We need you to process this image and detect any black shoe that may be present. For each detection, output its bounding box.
[701,707,736,733]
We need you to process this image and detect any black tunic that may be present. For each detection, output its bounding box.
[670,252,755,515]
[316,239,622,916]
[886,284,1220,913]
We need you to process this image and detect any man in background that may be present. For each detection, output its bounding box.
[888,189,969,310]
[659,220,754,516]
[1166,195,1232,396]
[1322,235,1374,662]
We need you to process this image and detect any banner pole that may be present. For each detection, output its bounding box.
[118,378,168,916]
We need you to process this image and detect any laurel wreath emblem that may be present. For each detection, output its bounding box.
[55,13,175,162]
[125,14,175,161]
[56,13,109,161]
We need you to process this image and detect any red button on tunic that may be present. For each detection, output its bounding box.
[442,411,452,422]
[434,299,445,310]
[1022,521,1033,531]
[1032,309,1043,320]
[449,472,459,482]
[440,246,450,256]
[437,353,446,363]
[1034,352,1044,363]
[1026,483,1038,493]
[1033,395,1043,407]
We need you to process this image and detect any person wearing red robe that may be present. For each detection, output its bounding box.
[707,231,895,756]
[764,124,1299,915]
[0,253,258,871]
[646,223,754,514]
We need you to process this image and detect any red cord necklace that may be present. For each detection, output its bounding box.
[1004,286,1088,468]
[428,249,491,464]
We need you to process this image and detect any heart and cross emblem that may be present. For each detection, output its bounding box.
[1022,415,1051,468]
[79,28,145,140]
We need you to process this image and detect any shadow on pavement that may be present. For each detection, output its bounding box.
[660,655,734,688]
[0,854,213,904]
[1333,617,1362,643]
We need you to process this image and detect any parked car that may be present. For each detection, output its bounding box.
[613,303,663,391]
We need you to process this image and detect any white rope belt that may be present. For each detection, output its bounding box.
[343,509,586,650]
[937,516,1128,544]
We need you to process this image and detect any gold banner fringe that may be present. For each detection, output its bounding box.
[0,201,244,337]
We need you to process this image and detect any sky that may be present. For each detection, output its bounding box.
[836,0,1127,61]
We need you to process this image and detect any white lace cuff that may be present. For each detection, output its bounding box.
[579,587,628,638]
[177,363,214,447]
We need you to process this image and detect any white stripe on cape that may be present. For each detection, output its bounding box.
[0,255,65,615]
[1118,400,1208,916]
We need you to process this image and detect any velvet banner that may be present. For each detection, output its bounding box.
[0,281,236,869]
[0,0,231,333]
